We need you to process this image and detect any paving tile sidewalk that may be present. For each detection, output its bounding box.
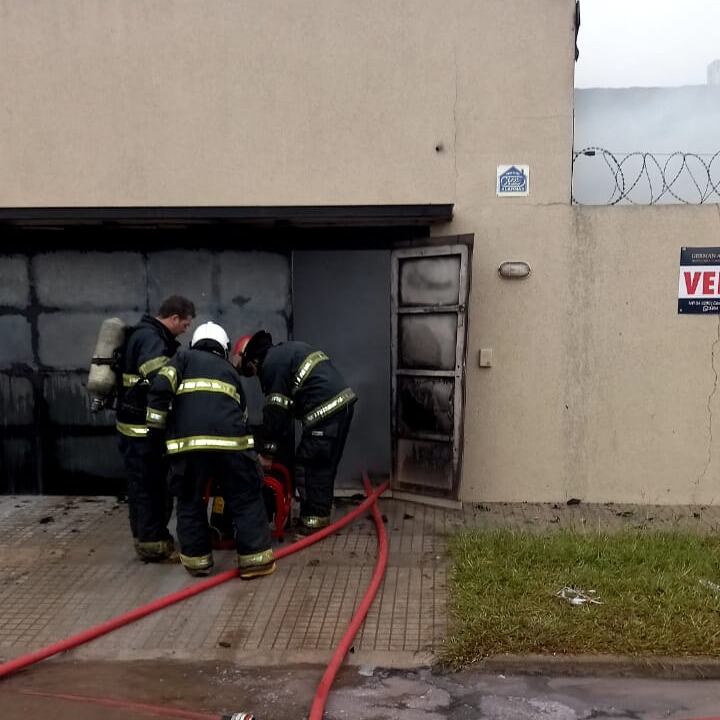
[0,494,716,670]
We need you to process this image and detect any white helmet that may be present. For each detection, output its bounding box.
[191,321,230,353]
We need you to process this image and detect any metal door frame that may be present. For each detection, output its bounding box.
[390,241,470,499]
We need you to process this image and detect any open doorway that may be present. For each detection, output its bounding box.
[293,249,392,491]
[292,239,470,501]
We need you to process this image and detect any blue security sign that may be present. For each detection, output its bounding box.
[497,164,530,196]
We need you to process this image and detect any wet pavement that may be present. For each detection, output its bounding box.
[2,661,720,719]
[1,494,720,719]
[0,494,450,667]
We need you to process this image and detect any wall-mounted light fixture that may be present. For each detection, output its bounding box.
[498,261,531,279]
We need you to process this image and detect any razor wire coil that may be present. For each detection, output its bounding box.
[572,147,720,205]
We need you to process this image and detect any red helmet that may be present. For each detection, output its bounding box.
[232,335,253,357]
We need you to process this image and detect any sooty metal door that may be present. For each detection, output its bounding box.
[391,243,468,498]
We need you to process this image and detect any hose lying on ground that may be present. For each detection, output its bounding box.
[309,472,389,720]
[19,688,253,720]
[0,481,389,681]
[15,475,391,720]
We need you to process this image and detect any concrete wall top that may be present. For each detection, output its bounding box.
[0,0,575,207]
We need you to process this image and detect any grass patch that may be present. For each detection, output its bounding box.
[442,529,720,667]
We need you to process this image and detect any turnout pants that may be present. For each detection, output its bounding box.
[119,435,172,544]
[295,405,354,521]
[168,451,272,561]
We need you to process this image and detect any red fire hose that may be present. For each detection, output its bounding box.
[19,688,248,720]
[309,472,389,720]
[0,480,389,681]
[16,475,390,720]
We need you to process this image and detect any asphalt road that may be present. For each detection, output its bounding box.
[1,661,720,720]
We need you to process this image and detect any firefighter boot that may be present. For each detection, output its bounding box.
[180,552,214,577]
[238,549,276,580]
[136,538,179,563]
[295,515,331,537]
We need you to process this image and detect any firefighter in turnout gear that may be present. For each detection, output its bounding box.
[117,295,195,561]
[146,322,275,579]
[238,331,356,536]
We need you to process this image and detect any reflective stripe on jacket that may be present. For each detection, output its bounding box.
[147,347,252,453]
[116,315,179,430]
[257,341,356,451]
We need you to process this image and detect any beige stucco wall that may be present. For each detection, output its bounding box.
[5,1,719,504]
[0,0,573,207]
[455,204,720,504]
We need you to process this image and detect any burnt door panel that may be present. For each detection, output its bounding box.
[397,376,454,438]
[391,244,468,499]
[398,313,458,370]
[399,255,461,306]
[396,438,454,491]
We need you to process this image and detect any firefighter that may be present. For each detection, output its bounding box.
[146,322,275,579]
[233,335,296,472]
[237,331,356,536]
[117,295,195,561]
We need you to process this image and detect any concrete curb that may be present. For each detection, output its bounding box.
[13,648,720,680]
[65,646,437,669]
[58,649,720,680]
[466,653,720,679]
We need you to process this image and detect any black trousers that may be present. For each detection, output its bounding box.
[168,451,272,559]
[118,435,172,543]
[295,405,354,518]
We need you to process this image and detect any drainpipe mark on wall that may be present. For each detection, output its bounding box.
[697,313,720,490]
[697,206,720,492]
[563,210,595,501]
[452,40,459,198]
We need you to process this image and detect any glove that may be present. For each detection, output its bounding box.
[257,453,273,469]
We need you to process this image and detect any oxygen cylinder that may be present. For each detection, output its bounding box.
[88,317,127,412]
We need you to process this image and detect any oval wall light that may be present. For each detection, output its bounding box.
[498,261,531,279]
